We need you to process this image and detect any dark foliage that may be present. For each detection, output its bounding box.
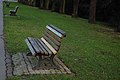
[18,0,120,31]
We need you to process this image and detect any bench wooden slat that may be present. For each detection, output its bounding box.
[45,32,61,46]
[25,39,36,56]
[38,39,52,55]
[33,38,45,54]
[49,24,66,37]
[46,29,62,42]
[33,39,44,54]
[41,37,57,55]
[27,37,41,54]
[46,25,63,38]
[36,39,48,55]
[43,35,59,51]
[15,6,19,12]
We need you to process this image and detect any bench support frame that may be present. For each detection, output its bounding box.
[27,53,58,70]
[10,12,17,16]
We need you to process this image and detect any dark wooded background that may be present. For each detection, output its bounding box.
[18,0,120,31]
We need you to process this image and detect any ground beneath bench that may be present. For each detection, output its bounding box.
[6,52,72,76]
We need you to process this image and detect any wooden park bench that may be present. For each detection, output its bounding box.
[9,6,19,16]
[25,24,66,69]
[5,1,10,7]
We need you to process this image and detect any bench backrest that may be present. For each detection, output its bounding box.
[43,25,66,52]
[15,6,19,12]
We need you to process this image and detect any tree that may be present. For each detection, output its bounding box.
[51,0,56,11]
[40,0,44,9]
[117,22,120,32]
[89,0,97,23]
[72,0,80,17]
[59,0,66,13]
[45,0,50,9]
[35,0,40,7]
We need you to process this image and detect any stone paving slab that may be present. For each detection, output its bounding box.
[5,53,13,78]
[12,53,72,75]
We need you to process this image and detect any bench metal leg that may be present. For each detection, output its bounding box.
[32,55,59,70]
[49,55,59,69]
[32,55,44,70]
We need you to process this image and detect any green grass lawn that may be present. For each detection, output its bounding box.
[4,2,120,80]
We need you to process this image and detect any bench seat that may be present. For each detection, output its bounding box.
[25,37,53,56]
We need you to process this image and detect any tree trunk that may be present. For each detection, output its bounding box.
[117,22,120,32]
[59,0,66,13]
[40,0,44,9]
[45,0,50,9]
[117,25,120,32]
[89,0,97,23]
[72,0,79,17]
[35,0,40,7]
[51,0,56,11]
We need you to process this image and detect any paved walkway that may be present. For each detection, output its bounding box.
[0,1,6,80]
